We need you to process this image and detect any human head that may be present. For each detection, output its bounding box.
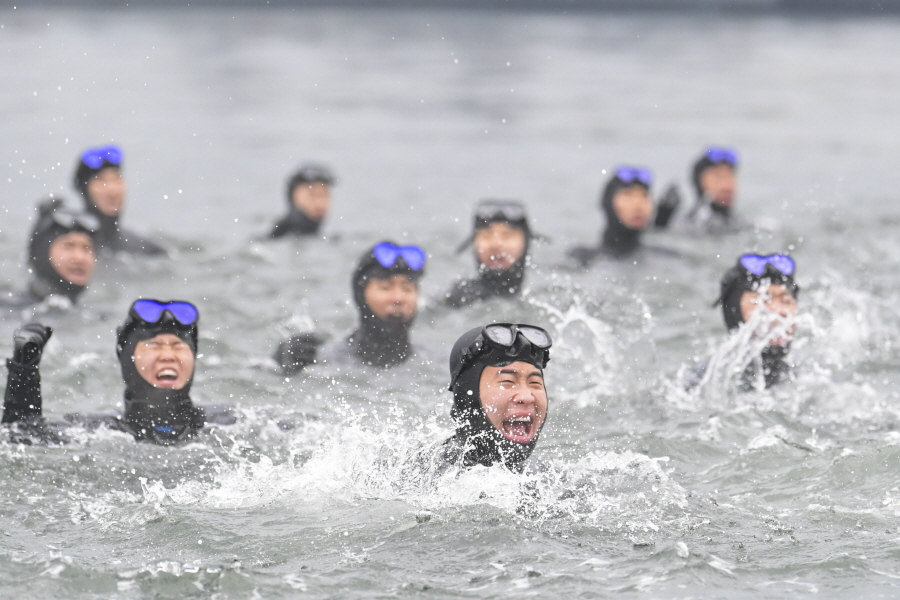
[471,200,530,271]
[448,323,552,471]
[28,198,98,300]
[286,163,336,222]
[116,299,199,400]
[352,241,425,326]
[600,166,654,232]
[74,144,125,217]
[691,146,738,207]
[717,253,799,337]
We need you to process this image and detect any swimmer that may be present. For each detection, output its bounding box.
[684,146,749,233]
[275,241,426,372]
[268,164,336,238]
[568,166,675,265]
[439,323,552,472]
[444,200,531,308]
[685,253,799,391]
[73,144,167,256]
[1,299,236,445]
[0,199,98,313]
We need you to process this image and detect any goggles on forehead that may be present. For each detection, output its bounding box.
[739,253,795,277]
[474,200,528,224]
[705,146,738,166]
[372,242,427,271]
[615,165,653,186]
[449,323,552,390]
[81,144,123,170]
[130,299,199,327]
[49,209,99,233]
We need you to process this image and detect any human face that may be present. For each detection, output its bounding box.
[474,222,526,270]
[740,284,797,346]
[479,361,548,444]
[291,182,331,222]
[86,167,126,217]
[132,333,195,389]
[363,275,418,322]
[48,232,95,286]
[700,164,737,208]
[612,185,653,230]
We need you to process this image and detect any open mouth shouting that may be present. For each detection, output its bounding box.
[153,367,181,388]
[499,412,540,444]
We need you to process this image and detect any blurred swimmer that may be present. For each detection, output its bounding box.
[268,163,336,238]
[1,299,236,445]
[686,253,799,391]
[444,200,532,308]
[568,166,676,266]
[0,199,98,313]
[439,323,552,472]
[73,144,167,255]
[275,240,426,372]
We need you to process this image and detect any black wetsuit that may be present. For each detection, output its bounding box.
[568,178,678,267]
[439,327,544,473]
[269,207,322,239]
[684,345,793,392]
[444,261,525,308]
[275,241,421,374]
[2,345,235,446]
[89,212,167,256]
[73,159,166,256]
[1,200,95,316]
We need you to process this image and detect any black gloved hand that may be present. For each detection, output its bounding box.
[654,183,682,229]
[12,323,53,367]
[275,332,323,375]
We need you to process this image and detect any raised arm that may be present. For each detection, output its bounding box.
[2,323,52,424]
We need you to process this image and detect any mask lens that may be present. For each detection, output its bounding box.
[81,144,123,169]
[484,324,515,347]
[476,201,526,222]
[518,326,552,349]
[398,246,426,271]
[739,254,768,276]
[165,302,199,325]
[132,299,166,323]
[372,242,401,269]
[132,300,198,325]
[615,166,653,186]
[706,146,738,165]
[767,254,795,276]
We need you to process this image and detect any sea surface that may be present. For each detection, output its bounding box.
[2,6,900,598]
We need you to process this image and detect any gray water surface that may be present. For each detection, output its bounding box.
[2,7,900,599]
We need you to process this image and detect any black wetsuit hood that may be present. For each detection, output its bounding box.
[270,164,336,238]
[691,154,737,219]
[718,258,799,388]
[115,309,201,443]
[349,242,423,368]
[472,205,530,297]
[28,198,98,304]
[599,177,649,258]
[445,327,546,473]
[74,158,122,247]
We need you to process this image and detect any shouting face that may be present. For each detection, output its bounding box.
[132,333,195,389]
[479,361,548,444]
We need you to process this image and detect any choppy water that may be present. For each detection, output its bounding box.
[2,6,900,598]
